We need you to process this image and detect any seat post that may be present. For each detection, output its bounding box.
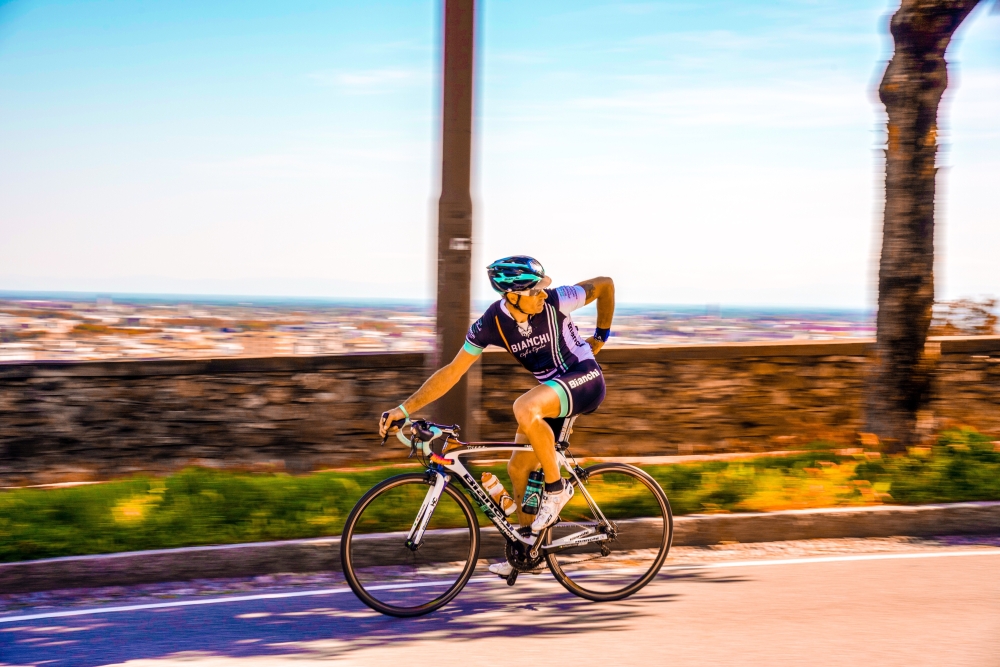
[557,415,578,447]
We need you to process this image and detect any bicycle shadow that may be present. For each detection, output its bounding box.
[1,570,746,666]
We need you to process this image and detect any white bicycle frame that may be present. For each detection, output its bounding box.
[394,424,614,556]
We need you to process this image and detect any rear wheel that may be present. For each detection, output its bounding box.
[545,463,672,601]
[340,472,480,617]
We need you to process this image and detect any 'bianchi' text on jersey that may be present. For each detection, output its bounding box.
[462,285,594,381]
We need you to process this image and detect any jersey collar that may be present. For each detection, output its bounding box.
[501,298,540,337]
[499,299,517,321]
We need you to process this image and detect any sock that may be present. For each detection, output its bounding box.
[544,479,564,493]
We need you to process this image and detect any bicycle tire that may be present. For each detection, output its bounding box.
[340,472,481,617]
[545,462,672,602]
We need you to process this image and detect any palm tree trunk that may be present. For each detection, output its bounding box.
[868,0,979,451]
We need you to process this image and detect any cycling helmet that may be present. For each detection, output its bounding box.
[487,256,551,294]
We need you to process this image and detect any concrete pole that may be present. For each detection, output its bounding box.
[434,0,475,432]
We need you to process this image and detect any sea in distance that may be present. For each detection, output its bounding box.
[0,290,875,362]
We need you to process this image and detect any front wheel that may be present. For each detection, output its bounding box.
[340,472,481,617]
[546,463,672,602]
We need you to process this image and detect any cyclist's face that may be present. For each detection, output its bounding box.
[508,290,546,315]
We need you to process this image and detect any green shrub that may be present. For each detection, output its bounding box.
[852,428,1000,504]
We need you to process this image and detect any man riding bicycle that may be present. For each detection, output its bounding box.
[379,255,615,577]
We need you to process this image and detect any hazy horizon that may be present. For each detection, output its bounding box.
[0,288,879,315]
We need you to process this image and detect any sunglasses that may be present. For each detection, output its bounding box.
[513,287,546,297]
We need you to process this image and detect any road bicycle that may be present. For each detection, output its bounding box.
[340,415,673,617]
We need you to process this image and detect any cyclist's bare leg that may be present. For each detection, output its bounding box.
[512,383,562,486]
[508,430,538,527]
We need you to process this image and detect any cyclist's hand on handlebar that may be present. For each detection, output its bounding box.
[586,336,605,355]
[379,407,407,438]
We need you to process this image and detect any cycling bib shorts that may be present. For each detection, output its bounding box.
[542,358,605,419]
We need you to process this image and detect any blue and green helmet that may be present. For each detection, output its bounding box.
[486,256,550,294]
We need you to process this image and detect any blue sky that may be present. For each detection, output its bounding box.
[0,0,997,307]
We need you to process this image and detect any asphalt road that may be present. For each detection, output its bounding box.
[2,549,998,667]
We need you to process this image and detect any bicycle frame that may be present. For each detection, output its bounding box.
[397,429,615,556]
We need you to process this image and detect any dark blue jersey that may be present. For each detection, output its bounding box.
[463,285,594,381]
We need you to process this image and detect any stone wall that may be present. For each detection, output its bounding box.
[2,337,999,485]
[0,355,427,485]
[481,337,1000,454]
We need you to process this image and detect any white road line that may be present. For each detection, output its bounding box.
[0,588,355,624]
[2,549,998,624]
[663,548,1000,571]
[0,577,496,624]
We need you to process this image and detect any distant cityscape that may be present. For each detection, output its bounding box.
[0,292,876,363]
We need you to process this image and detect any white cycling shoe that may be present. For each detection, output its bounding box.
[530,482,574,533]
[488,561,543,577]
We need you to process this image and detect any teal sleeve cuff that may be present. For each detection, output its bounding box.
[462,340,484,356]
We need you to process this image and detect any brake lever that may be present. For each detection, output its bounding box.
[380,413,408,447]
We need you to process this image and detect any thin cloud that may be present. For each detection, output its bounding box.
[563,78,870,129]
[187,146,425,180]
[631,27,875,50]
[489,50,556,65]
[306,68,430,93]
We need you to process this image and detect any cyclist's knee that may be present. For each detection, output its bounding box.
[512,396,543,426]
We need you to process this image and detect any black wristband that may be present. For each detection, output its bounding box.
[594,327,611,342]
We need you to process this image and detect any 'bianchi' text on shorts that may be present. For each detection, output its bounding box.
[568,369,600,388]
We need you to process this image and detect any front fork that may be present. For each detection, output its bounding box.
[405,469,449,551]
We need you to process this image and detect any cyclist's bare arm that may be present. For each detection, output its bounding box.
[378,347,480,436]
[575,276,615,354]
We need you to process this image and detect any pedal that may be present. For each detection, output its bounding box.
[506,569,519,586]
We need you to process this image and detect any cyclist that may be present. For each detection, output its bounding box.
[379,255,614,577]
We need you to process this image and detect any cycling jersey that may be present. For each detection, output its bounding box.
[463,285,606,421]
[462,285,595,381]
